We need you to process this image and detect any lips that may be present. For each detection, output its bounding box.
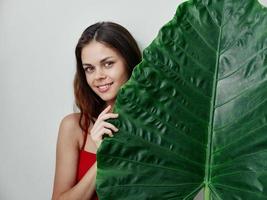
[96,82,113,93]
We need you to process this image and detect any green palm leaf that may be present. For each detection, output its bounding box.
[96,0,267,199]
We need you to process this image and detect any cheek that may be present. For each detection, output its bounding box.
[116,74,129,88]
[85,75,93,87]
[121,68,130,82]
[122,73,129,83]
[115,65,129,83]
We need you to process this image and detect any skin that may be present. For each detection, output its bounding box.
[82,40,129,109]
[52,40,129,200]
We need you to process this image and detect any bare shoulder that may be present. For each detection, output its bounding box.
[57,113,83,147]
[60,113,81,131]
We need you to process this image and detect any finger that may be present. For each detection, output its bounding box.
[91,121,118,139]
[94,113,118,128]
[94,110,115,125]
[99,113,119,121]
[98,127,113,138]
[99,105,111,117]
[90,122,104,136]
[93,127,113,138]
[102,121,119,132]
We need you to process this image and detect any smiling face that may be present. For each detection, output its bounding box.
[81,40,129,106]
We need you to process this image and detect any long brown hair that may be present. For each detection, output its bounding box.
[73,21,142,132]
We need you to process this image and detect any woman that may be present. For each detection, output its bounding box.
[52,21,142,200]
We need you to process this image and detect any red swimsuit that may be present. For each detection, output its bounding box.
[76,125,98,200]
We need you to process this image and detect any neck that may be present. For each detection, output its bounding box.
[105,100,115,112]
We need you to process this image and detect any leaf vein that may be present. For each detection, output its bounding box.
[99,153,202,178]
[185,18,217,52]
[219,47,267,81]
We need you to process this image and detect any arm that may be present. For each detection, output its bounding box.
[51,114,97,200]
[52,106,119,200]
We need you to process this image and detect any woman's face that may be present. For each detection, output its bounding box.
[81,40,129,106]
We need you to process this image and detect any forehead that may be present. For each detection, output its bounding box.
[81,40,120,63]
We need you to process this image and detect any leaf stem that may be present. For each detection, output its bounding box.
[204,185,210,200]
[204,11,223,200]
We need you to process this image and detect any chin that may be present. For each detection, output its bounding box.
[100,94,116,102]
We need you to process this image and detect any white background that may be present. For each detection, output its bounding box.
[0,0,266,200]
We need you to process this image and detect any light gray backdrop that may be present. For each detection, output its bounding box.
[1,0,266,199]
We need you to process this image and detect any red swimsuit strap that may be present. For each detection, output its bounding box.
[81,115,89,150]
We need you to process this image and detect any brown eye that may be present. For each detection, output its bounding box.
[85,66,94,73]
[104,61,114,68]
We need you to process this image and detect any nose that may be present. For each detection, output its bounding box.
[95,68,106,79]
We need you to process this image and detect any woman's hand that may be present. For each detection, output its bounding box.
[90,105,119,148]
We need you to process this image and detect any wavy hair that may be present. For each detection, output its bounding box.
[73,21,142,132]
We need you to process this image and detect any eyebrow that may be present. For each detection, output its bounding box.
[82,56,114,68]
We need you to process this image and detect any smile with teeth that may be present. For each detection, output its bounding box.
[97,82,113,93]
